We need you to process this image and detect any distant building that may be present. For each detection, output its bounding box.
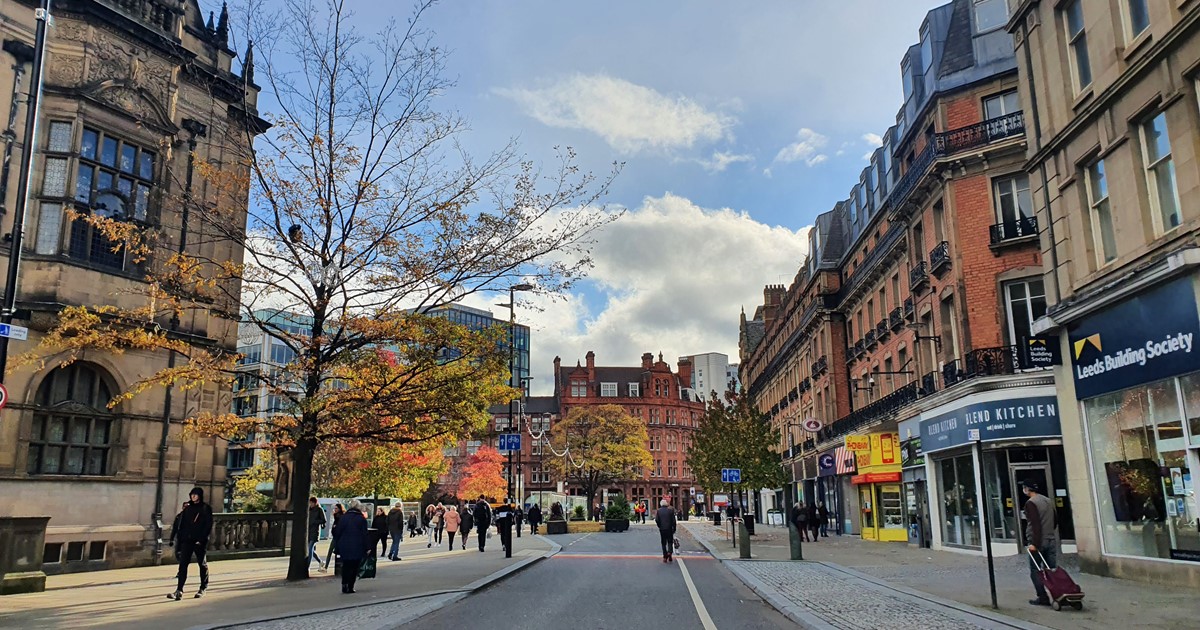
[414,303,530,393]
[679,352,734,402]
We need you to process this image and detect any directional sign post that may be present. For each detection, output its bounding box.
[0,323,28,341]
[721,468,742,484]
[498,433,522,453]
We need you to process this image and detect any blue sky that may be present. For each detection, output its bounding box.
[244,1,947,395]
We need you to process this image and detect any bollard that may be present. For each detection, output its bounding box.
[788,522,803,560]
[738,520,751,559]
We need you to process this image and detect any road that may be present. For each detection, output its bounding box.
[399,523,796,629]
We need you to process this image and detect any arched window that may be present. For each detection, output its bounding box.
[27,364,116,476]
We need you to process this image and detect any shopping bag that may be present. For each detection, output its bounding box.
[673,536,680,550]
[357,554,377,579]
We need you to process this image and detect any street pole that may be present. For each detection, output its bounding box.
[975,437,998,609]
[503,283,532,503]
[0,0,49,383]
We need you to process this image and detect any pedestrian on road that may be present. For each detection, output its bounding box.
[791,501,809,542]
[818,502,830,537]
[167,487,213,601]
[371,507,389,557]
[434,503,446,545]
[474,495,492,552]
[495,500,515,558]
[807,502,821,542]
[321,503,344,572]
[655,499,677,563]
[1022,481,1059,607]
[334,500,370,594]
[307,497,327,569]
[386,504,404,561]
[444,505,462,550]
[425,504,437,548]
[460,506,474,550]
[514,505,523,538]
[527,503,542,535]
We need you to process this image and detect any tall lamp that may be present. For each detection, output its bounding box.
[503,283,533,503]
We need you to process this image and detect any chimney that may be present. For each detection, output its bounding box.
[677,357,693,392]
[642,352,653,370]
[762,284,786,329]
[553,356,561,396]
[585,350,595,381]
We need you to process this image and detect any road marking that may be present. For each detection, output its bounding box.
[677,558,718,630]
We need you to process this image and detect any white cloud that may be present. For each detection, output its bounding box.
[500,194,810,396]
[863,132,883,147]
[496,74,735,154]
[695,150,753,173]
[773,128,828,167]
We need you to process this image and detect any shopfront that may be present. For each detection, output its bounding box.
[850,432,905,542]
[898,418,930,547]
[919,386,1072,554]
[1068,276,1200,569]
[818,446,855,535]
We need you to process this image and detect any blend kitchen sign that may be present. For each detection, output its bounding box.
[1068,277,1200,400]
[919,395,1060,454]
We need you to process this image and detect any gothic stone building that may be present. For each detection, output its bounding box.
[0,0,262,572]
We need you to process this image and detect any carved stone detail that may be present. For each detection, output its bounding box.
[45,53,85,87]
[54,20,90,43]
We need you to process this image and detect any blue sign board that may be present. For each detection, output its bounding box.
[818,453,836,476]
[498,433,521,452]
[1068,277,1200,400]
[721,468,742,484]
[919,395,1061,455]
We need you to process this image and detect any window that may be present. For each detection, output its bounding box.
[1141,113,1181,232]
[269,341,295,365]
[628,382,640,397]
[667,409,677,425]
[649,434,660,451]
[600,382,617,397]
[939,453,982,547]
[649,408,660,424]
[1124,0,1150,40]
[238,344,262,365]
[233,395,258,417]
[1064,1,1092,91]
[668,460,678,478]
[27,364,116,476]
[570,379,587,397]
[65,127,157,271]
[973,0,1008,33]
[1003,278,1047,344]
[667,434,677,452]
[43,543,62,564]
[1086,159,1118,265]
[901,60,914,101]
[227,447,255,471]
[993,174,1033,225]
[920,25,933,73]
[466,440,481,455]
[983,90,1019,120]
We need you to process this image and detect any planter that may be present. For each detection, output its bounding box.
[545,520,568,535]
[567,521,604,534]
[604,518,629,532]
[0,517,50,595]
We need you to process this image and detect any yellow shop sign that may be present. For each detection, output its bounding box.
[845,435,871,452]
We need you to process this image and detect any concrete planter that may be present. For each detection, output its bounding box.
[0,516,51,595]
[604,518,630,532]
[545,520,568,535]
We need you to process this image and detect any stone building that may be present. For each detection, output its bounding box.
[0,0,262,573]
[1010,0,1200,586]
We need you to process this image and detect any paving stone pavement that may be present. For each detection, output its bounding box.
[224,592,459,630]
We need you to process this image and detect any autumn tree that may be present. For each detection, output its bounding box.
[456,446,506,501]
[233,460,276,513]
[687,391,787,504]
[547,405,652,514]
[17,0,618,581]
[312,441,447,500]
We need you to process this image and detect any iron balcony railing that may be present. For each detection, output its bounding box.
[813,381,920,445]
[935,111,1026,155]
[876,319,889,341]
[903,297,915,319]
[889,307,904,331]
[865,330,877,349]
[930,240,950,275]
[989,215,1039,244]
[910,260,929,290]
[919,371,938,396]
[854,340,865,357]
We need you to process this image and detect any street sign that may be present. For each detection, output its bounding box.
[801,417,822,432]
[721,468,742,484]
[0,323,28,341]
[498,433,522,452]
[0,383,7,410]
[967,428,981,441]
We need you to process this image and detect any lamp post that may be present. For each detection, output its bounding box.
[504,283,533,503]
[782,419,804,560]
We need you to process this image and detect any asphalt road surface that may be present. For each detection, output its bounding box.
[398,523,796,629]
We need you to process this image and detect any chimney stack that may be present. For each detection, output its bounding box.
[642,352,654,370]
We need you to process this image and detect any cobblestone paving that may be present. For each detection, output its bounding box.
[227,592,458,630]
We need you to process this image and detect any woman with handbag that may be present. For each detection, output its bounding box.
[444,505,462,550]
[333,500,370,594]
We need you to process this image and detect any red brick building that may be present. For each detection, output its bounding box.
[553,351,704,512]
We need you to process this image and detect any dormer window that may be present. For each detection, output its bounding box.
[570,379,587,397]
[629,382,640,397]
[600,382,617,397]
[973,0,1008,34]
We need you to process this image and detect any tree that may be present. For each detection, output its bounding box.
[15,0,618,581]
[311,441,447,500]
[456,446,506,501]
[687,390,787,505]
[233,460,276,513]
[546,405,652,514]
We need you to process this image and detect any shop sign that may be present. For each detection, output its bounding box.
[845,435,871,452]
[1169,549,1200,563]
[834,446,856,475]
[1068,277,1200,400]
[900,437,924,468]
[851,472,901,484]
[880,433,897,464]
[818,451,837,477]
[1018,335,1061,369]
[919,395,1060,454]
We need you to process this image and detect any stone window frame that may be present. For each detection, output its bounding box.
[1138,111,1182,235]
[1084,158,1118,267]
[1062,0,1093,94]
[26,363,120,477]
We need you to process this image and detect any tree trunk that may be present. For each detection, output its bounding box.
[286,436,317,581]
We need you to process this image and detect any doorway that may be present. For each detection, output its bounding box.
[1011,465,1052,546]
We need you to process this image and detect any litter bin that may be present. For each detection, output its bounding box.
[710,511,721,525]
[743,515,755,535]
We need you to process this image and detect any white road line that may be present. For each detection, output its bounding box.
[677,558,718,630]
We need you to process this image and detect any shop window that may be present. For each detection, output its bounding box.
[27,364,116,476]
[879,485,904,530]
[939,454,981,547]
[1083,375,1200,561]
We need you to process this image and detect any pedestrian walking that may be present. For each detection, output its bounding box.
[654,499,677,562]
[386,504,404,560]
[514,505,524,538]
[307,497,327,568]
[790,501,809,542]
[371,507,389,557]
[407,511,419,538]
[527,503,542,535]
[320,503,344,572]
[807,502,821,542]
[1022,481,1059,606]
[818,502,830,537]
[634,502,645,524]
[444,505,462,549]
[460,506,474,550]
[167,487,213,600]
[474,495,492,552]
[425,504,437,548]
[434,503,446,545]
[333,500,370,594]
[495,499,514,558]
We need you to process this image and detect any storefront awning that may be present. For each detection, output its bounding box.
[851,472,901,484]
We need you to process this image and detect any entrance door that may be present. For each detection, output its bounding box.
[1011,465,1052,546]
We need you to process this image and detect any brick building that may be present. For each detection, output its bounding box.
[742,0,1062,554]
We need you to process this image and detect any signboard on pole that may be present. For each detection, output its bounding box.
[0,323,28,341]
[498,433,521,452]
[721,468,742,484]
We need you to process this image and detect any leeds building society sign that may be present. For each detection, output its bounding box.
[1068,277,1200,400]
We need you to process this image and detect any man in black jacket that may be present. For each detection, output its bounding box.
[308,497,326,568]
[168,487,213,600]
[494,500,514,558]
[474,496,492,552]
[655,499,677,563]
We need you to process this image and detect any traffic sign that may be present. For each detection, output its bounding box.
[0,383,7,410]
[721,468,742,484]
[498,433,522,452]
[0,323,28,341]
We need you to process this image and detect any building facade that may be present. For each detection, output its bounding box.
[679,351,734,401]
[0,0,261,572]
[742,0,1064,553]
[417,303,530,394]
[1010,0,1200,586]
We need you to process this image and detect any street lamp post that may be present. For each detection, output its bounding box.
[505,283,533,504]
[783,419,804,560]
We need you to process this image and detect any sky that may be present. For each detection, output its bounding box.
[244,0,945,396]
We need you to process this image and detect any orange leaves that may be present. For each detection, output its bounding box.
[456,445,507,501]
